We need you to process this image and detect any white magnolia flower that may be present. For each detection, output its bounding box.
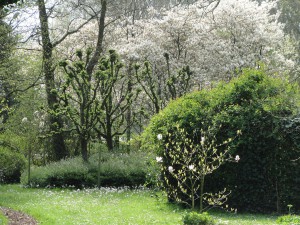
[235,155,240,162]
[156,156,163,163]
[188,164,195,171]
[39,121,45,128]
[21,117,28,123]
[157,134,162,140]
[201,136,205,145]
[168,166,174,173]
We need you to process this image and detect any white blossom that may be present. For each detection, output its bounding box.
[156,156,163,163]
[201,136,205,145]
[39,121,45,128]
[168,166,174,173]
[188,164,195,171]
[157,134,162,140]
[21,117,28,123]
[235,155,240,162]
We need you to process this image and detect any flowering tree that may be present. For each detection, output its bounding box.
[117,0,291,83]
[51,0,295,129]
[109,0,295,120]
[157,126,241,212]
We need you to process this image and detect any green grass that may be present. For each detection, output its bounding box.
[0,185,278,225]
[0,211,8,225]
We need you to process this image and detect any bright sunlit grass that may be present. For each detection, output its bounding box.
[0,185,278,225]
[0,211,8,225]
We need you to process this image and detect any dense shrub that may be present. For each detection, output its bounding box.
[21,151,152,188]
[0,146,26,183]
[143,68,300,212]
[182,212,215,225]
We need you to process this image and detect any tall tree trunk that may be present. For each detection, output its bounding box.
[126,63,133,152]
[86,0,107,75]
[80,135,88,162]
[38,0,68,160]
[106,114,114,151]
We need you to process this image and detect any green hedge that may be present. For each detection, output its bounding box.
[21,151,153,188]
[143,68,300,213]
[0,146,26,183]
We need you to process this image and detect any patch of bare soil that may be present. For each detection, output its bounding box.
[0,207,37,225]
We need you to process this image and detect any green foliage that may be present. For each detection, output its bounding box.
[276,215,300,225]
[182,212,215,225]
[143,67,300,212]
[20,151,150,188]
[0,146,26,183]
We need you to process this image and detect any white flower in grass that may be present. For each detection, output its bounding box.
[168,166,174,173]
[21,117,28,123]
[157,134,162,140]
[156,156,163,163]
[235,155,240,162]
[188,164,195,171]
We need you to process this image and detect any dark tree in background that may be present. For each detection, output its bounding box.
[0,13,18,127]
[0,0,20,9]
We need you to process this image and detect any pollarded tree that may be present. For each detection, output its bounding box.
[94,50,140,151]
[36,0,103,160]
[6,0,106,160]
[59,50,139,160]
[58,49,101,161]
[134,58,192,114]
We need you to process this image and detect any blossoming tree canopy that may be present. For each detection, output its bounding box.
[111,0,290,82]
[58,0,293,91]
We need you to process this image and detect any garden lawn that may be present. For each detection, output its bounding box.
[0,185,277,225]
[0,210,8,225]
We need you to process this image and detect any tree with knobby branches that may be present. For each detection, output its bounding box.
[95,50,140,151]
[59,49,139,160]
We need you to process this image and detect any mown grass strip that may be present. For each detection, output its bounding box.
[0,185,278,225]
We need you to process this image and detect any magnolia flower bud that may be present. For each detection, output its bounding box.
[156,156,163,163]
[157,134,162,140]
[188,165,195,171]
[168,166,174,173]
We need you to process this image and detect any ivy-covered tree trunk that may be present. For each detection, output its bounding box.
[38,0,68,160]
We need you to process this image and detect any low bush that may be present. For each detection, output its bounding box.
[21,151,153,188]
[276,215,300,224]
[182,212,215,225]
[0,146,26,183]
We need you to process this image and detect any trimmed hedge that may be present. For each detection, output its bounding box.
[21,151,153,188]
[143,68,300,213]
